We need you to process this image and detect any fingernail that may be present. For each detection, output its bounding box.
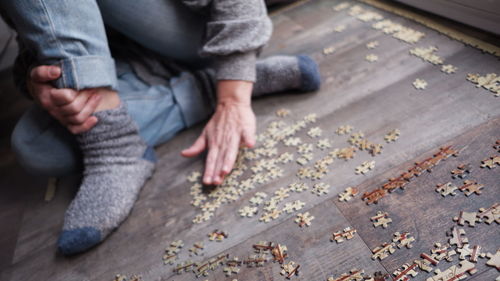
[50,67,60,77]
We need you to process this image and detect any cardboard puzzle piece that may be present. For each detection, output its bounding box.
[457,245,482,262]
[366,41,379,49]
[448,227,469,248]
[372,242,396,260]
[355,160,376,174]
[478,203,500,224]
[362,188,387,205]
[435,182,458,197]
[451,163,471,179]
[393,263,418,281]
[282,200,305,214]
[239,206,258,217]
[441,64,457,74]
[276,108,290,117]
[288,182,309,193]
[371,211,392,228]
[271,244,288,264]
[188,241,205,256]
[430,242,456,262]
[244,254,269,267]
[295,212,314,227]
[336,125,353,135]
[208,230,228,242]
[280,261,300,279]
[338,146,357,160]
[331,227,357,243]
[327,269,365,281]
[458,180,484,196]
[366,54,379,62]
[307,127,323,138]
[414,258,434,272]
[413,78,428,90]
[174,260,195,275]
[481,155,500,169]
[426,260,477,281]
[409,46,443,65]
[338,186,359,202]
[384,129,400,143]
[311,182,330,196]
[453,211,480,227]
[485,249,500,271]
[393,232,415,249]
[369,143,383,156]
[223,257,241,276]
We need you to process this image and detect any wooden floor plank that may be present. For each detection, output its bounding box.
[3,0,499,280]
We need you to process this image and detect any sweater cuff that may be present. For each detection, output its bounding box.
[215,51,257,82]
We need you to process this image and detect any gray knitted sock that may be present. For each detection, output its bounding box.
[57,104,155,255]
[253,55,321,96]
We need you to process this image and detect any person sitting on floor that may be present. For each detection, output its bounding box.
[1,0,321,255]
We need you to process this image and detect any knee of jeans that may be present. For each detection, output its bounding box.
[11,113,82,177]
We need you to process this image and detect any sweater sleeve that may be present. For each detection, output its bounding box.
[182,0,273,82]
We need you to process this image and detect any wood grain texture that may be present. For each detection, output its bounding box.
[1,0,499,280]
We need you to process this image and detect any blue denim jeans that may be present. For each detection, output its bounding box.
[4,0,214,176]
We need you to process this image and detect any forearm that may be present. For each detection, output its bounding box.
[217,80,253,106]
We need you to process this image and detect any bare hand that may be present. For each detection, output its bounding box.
[181,80,256,185]
[28,65,101,134]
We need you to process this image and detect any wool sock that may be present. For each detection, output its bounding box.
[57,104,155,255]
[252,55,321,96]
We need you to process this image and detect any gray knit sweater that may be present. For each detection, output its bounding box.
[182,0,273,82]
[4,0,273,97]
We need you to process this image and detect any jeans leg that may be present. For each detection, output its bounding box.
[1,0,117,90]
[11,61,212,176]
[97,0,211,69]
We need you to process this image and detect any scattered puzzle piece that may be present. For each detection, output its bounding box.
[481,155,500,169]
[458,180,484,196]
[448,227,468,248]
[288,182,309,192]
[355,160,375,174]
[436,182,458,197]
[441,64,457,74]
[393,263,418,281]
[338,187,359,202]
[371,211,392,228]
[294,212,314,227]
[369,143,383,156]
[280,261,300,279]
[272,244,288,264]
[317,138,332,150]
[409,46,443,65]
[457,245,482,262]
[430,242,456,262]
[244,253,269,267]
[414,258,434,272]
[327,269,366,281]
[188,241,205,256]
[239,206,258,217]
[466,72,500,97]
[311,182,330,196]
[331,227,357,243]
[307,127,323,138]
[478,203,500,224]
[372,242,396,260]
[282,200,305,214]
[208,230,228,242]
[485,249,500,271]
[451,163,471,179]
[366,54,378,62]
[413,78,428,90]
[276,108,290,117]
[384,129,400,143]
[362,188,387,205]
[453,211,480,227]
[223,257,241,276]
[366,41,379,49]
[427,260,477,281]
[336,125,353,135]
[338,146,357,160]
[393,231,415,249]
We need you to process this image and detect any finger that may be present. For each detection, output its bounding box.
[33,83,58,110]
[241,125,256,148]
[221,135,240,175]
[203,144,219,185]
[55,90,93,115]
[49,88,79,107]
[30,65,61,82]
[66,94,101,125]
[181,133,207,158]
[67,116,98,134]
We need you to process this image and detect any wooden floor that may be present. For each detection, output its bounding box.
[1,0,499,280]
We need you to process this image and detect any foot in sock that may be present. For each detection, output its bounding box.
[252,55,321,96]
[57,104,155,255]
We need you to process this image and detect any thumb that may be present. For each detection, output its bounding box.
[31,65,61,82]
[241,127,256,148]
[181,133,207,157]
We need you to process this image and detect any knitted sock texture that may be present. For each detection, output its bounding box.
[58,104,155,255]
